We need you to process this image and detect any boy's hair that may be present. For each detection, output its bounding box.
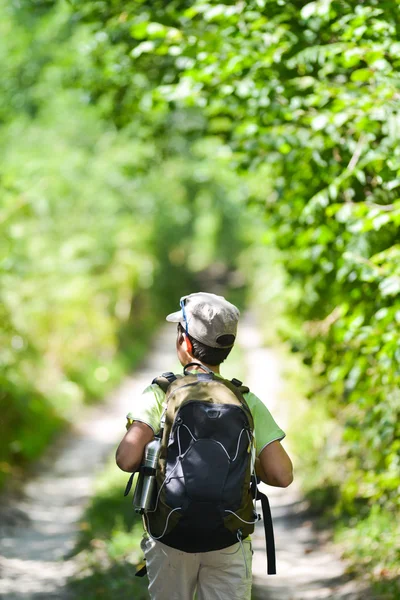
[177,323,234,366]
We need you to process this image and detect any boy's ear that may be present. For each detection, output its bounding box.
[184,334,193,355]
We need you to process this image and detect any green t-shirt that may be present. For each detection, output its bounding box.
[127,373,285,456]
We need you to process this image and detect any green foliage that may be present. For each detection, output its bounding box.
[336,506,400,598]
[0,0,252,484]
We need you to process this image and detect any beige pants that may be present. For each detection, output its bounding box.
[141,536,253,600]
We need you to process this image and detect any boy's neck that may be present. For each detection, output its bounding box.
[186,360,220,375]
[204,363,220,375]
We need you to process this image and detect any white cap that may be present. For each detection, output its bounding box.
[166,292,240,349]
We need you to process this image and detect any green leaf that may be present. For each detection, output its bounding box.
[350,68,372,82]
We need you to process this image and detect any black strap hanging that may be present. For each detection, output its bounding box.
[258,489,276,575]
[251,476,276,575]
[124,473,135,497]
[135,563,147,577]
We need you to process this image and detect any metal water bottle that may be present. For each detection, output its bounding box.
[133,436,162,513]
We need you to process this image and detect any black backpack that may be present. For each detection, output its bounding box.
[127,363,276,575]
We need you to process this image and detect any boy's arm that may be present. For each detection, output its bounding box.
[256,440,293,488]
[116,421,154,472]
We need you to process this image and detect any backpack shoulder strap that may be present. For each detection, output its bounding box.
[152,372,178,393]
[230,377,250,396]
[218,377,253,426]
[220,377,250,405]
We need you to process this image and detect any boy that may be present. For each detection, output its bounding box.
[116,292,293,600]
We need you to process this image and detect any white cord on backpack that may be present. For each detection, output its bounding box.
[180,423,197,441]
[224,510,258,525]
[177,423,232,461]
[147,425,194,513]
[145,507,182,540]
[148,420,205,515]
[231,428,246,461]
[213,440,231,460]
[177,424,197,458]
[180,426,247,463]
[237,530,249,579]
[146,424,258,536]
[146,458,181,514]
[164,422,252,466]
[224,443,259,528]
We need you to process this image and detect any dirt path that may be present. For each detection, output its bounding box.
[0,317,371,599]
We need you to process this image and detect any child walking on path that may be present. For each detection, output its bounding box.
[116,292,293,600]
